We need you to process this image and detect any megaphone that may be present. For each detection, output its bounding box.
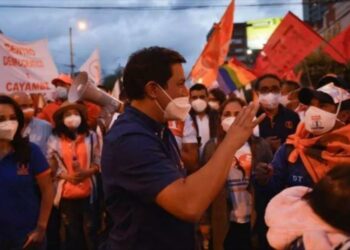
[68,71,121,111]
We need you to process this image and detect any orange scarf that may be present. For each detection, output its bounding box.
[286,123,350,183]
[60,134,91,198]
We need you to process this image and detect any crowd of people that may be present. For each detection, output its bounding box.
[0,46,349,250]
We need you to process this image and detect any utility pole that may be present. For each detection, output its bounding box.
[69,27,74,76]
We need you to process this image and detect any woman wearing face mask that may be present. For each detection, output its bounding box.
[255,83,350,197]
[201,96,273,250]
[10,92,52,156]
[47,101,101,250]
[208,88,227,111]
[0,95,54,250]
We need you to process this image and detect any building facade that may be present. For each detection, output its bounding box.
[303,1,350,39]
[319,2,350,39]
[227,23,249,63]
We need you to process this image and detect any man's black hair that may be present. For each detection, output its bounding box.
[209,88,226,105]
[123,46,186,100]
[340,99,350,112]
[282,80,300,91]
[253,74,282,91]
[189,83,208,96]
[318,75,348,90]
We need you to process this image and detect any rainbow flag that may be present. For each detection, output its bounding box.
[217,69,232,93]
[217,58,256,93]
[218,67,237,93]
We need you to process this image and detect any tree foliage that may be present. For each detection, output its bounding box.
[296,50,350,88]
[101,66,124,92]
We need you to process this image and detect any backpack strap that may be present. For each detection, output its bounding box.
[189,109,201,147]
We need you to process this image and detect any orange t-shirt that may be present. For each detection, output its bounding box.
[37,101,62,125]
[60,135,91,199]
[84,101,101,130]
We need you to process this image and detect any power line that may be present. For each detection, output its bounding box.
[0,0,349,10]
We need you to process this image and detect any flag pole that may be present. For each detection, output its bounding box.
[302,60,313,88]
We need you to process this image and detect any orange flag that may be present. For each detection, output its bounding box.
[323,25,350,64]
[253,12,323,78]
[189,0,234,88]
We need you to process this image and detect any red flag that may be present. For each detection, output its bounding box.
[189,0,234,87]
[323,25,350,64]
[253,12,323,78]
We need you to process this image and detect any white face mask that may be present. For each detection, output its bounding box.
[156,86,191,122]
[208,101,220,110]
[259,93,281,110]
[0,120,18,141]
[64,115,81,129]
[55,86,68,100]
[279,94,290,107]
[221,116,235,132]
[191,99,207,113]
[221,116,259,136]
[304,106,339,135]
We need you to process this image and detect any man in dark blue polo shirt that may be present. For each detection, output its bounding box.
[252,74,300,249]
[254,74,300,153]
[101,46,264,250]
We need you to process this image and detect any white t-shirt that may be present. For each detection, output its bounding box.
[195,114,210,157]
[109,112,120,130]
[227,142,253,224]
[168,115,197,151]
